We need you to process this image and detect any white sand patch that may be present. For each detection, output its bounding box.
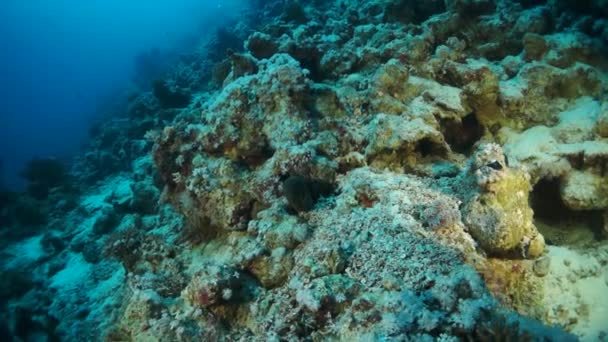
[543,245,608,342]
[80,193,109,214]
[47,251,125,337]
[50,252,93,291]
[3,235,46,268]
[79,175,133,214]
[87,264,125,318]
[49,251,124,298]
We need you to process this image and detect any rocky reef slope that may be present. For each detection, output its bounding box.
[1,0,607,341]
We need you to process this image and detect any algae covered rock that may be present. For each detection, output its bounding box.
[373,58,409,96]
[463,144,545,258]
[560,170,608,210]
[248,247,294,289]
[183,263,244,308]
[364,113,446,169]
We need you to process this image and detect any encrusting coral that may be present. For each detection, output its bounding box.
[460,144,546,259]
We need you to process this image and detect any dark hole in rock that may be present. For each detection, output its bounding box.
[76,308,90,319]
[530,178,605,245]
[231,270,263,304]
[415,138,442,158]
[283,175,335,214]
[487,160,503,170]
[290,48,323,82]
[239,145,275,170]
[440,113,484,155]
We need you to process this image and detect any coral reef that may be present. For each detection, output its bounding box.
[1,0,607,341]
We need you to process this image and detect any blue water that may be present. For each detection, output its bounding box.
[0,0,245,190]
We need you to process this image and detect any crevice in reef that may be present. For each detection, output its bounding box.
[530,178,605,246]
[290,48,324,82]
[415,137,446,158]
[383,0,447,25]
[238,144,275,170]
[439,112,484,155]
